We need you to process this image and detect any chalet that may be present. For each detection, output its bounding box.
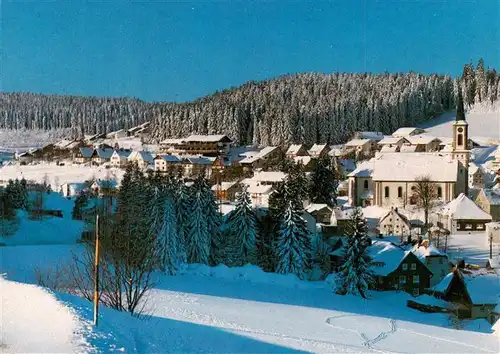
[249,171,286,186]
[247,184,274,207]
[74,147,93,164]
[431,270,500,323]
[239,146,282,170]
[468,163,485,189]
[285,144,308,159]
[405,135,442,152]
[437,193,492,232]
[154,154,181,172]
[160,134,232,156]
[391,127,425,138]
[182,156,215,177]
[475,188,500,221]
[90,179,118,196]
[344,139,377,158]
[128,151,154,169]
[110,149,131,168]
[378,207,411,237]
[305,204,333,224]
[377,136,409,150]
[211,181,240,201]
[90,148,114,165]
[411,241,452,286]
[293,156,314,172]
[308,144,330,158]
[60,182,86,198]
[370,240,433,296]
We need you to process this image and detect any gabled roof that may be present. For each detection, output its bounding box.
[464,274,500,305]
[250,171,286,183]
[430,271,455,293]
[439,193,492,220]
[392,127,425,138]
[406,135,441,145]
[480,189,500,206]
[155,154,181,163]
[354,131,384,141]
[380,145,399,153]
[247,184,274,195]
[411,243,446,262]
[309,144,329,155]
[239,146,278,164]
[92,148,114,159]
[372,153,458,182]
[345,138,373,147]
[78,147,93,158]
[184,134,232,143]
[347,159,374,178]
[369,241,408,276]
[286,144,305,155]
[379,208,410,226]
[378,136,408,145]
[305,203,332,214]
[211,181,238,191]
[128,151,154,163]
[399,144,418,153]
[112,150,132,159]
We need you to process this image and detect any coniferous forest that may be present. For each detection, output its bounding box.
[1,59,498,146]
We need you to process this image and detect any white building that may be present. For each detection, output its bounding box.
[110,149,131,168]
[128,151,154,169]
[308,144,330,158]
[436,193,492,232]
[469,162,485,189]
[60,183,86,198]
[378,207,411,237]
[154,154,181,172]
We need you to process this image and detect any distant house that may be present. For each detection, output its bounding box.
[60,182,86,198]
[378,207,411,237]
[91,148,114,165]
[308,144,330,158]
[128,151,154,169]
[411,241,452,286]
[391,127,425,138]
[344,139,377,158]
[405,135,442,152]
[160,134,232,156]
[305,204,333,224]
[110,149,131,168]
[293,156,314,172]
[437,193,492,232]
[154,154,181,172]
[377,136,409,150]
[211,181,240,201]
[431,270,500,323]
[91,179,118,196]
[370,240,433,296]
[475,188,500,221]
[182,156,215,177]
[285,144,308,159]
[74,147,93,164]
[249,171,286,186]
[468,163,485,189]
[247,184,274,207]
[239,146,282,170]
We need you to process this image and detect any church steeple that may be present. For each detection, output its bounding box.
[456,86,466,122]
[452,85,470,196]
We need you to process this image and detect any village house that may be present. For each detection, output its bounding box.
[60,182,86,198]
[343,138,377,158]
[475,188,500,221]
[468,163,485,189]
[411,241,452,286]
[431,270,500,323]
[369,240,433,296]
[211,181,240,202]
[73,147,93,164]
[110,149,131,168]
[247,184,274,207]
[305,204,332,224]
[377,136,410,151]
[378,207,411,237]
[181,156,215,177]
[293,156,315,172]
[90,179,118,196]
[239,146,282,170]
[308,144,330,158]
[285,144,308,159]
[160,134,232,157]
[380,144,401,153]
[405,135,442,152]
[436,193,492,232]
[154,154,182,172]
[90,148,114,165]
[391,127,425,138]
[128,151,154,169]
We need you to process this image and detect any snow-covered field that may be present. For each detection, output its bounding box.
[0,128,71,152]
[419,102,500,144]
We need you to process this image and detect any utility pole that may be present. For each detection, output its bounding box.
[93,214,100,327]
[490,232,493,259]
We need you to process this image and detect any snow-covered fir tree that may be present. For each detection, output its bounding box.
[158,196,179,274]
[186,176,211,264]
[226,186,257,266]
[335,208,373,299]
[309,155,338,206]
[175,182,190,265]
[275,201,311,279]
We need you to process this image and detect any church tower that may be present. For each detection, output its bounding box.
[451,88,470,195]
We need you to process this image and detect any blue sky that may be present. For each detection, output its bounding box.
[2,0,499,102]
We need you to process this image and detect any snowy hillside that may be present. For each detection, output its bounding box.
[0,128,71,152]
[420,102,500,144]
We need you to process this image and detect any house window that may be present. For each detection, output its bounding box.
[413,275,419,284]
[412,288,420,296]
[437,187,442,198]
[398,187,403,198]
[457,134,463,147]
[411,263,416,270]
[364,180,369,190]
[457,223,462,230]
[477,223,484,230]
[402,264,408,271]
[465,224,473,230]
[399,276,406,284]
[385,186,390,198]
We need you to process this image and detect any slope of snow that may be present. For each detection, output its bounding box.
[0,128,72,152]
[0,276,91,353]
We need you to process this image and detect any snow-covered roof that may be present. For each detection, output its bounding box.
[155,154,181,163]
[184,156,214,165]
[464,274,500,305]
[439,193,492,220]
[379,208,410,226]
[345,138,372,147]
[112,150,132,159]
[239,146,278,164]
[286,144,305,155]
[347,159,374,178]
[378,136,407,145]
[468,162,482,175]
[128,151,154,163]
[380,145,399,153]
[247,184,274,195]
[431,272,455,293]
[369,240,407,276]
[93,148,114,159]
[305,203,331,214]
[399,144,418,153]
[160,138,184,145]
[294,156,312,166]
[411,243,446,262]
[309,144,329,155]
[406,135,441,145]
[184,134,231,143]
[354,131,384,141]
[78,147,93,158]
[440,144,453,152]
[211,181,238,191]
[250,171,286,183]
[332,207,352,221]
[372,153,458,182]
[392,127,425,138]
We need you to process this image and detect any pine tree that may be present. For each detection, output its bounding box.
[335,207,373,298]
[72,193,88,220]
[275,201,311,279]
[227,186,257,266]
[309,155,339,206]
[186,176,210,264]
[175,182,190,264]
[158,196,179,274]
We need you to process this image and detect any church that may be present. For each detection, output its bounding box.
[348,101,470,208]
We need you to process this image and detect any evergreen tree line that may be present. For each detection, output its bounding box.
[0,179,29,219]
[2,60,498,145]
